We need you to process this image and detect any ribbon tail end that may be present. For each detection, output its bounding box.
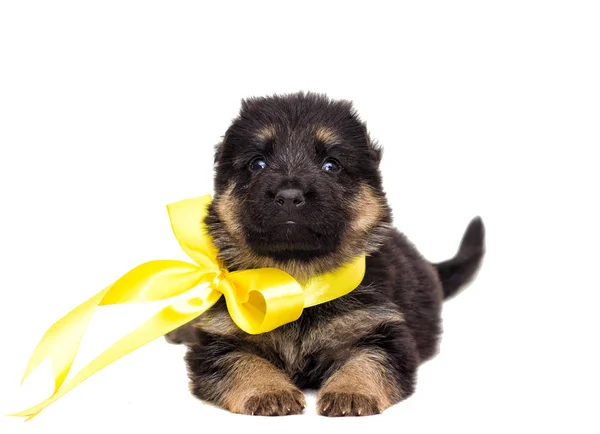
[19,362,38,387]
[5,409,40,419]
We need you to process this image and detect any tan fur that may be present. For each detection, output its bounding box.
[221,353,305,414]
[193,308,241,336]
[317,349,402,414]
[248,307,405,375]
[349,184,385,233]
[314,126,338,144]
[256,125,276,142]
[303,308,404,352]
[215,184,244,240]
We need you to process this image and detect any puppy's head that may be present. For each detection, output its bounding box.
[206,92,391,279]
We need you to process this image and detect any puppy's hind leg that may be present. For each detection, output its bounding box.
[186,335,305,416]
[317,321,419,416]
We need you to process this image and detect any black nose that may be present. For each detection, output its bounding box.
[275,188,306,211]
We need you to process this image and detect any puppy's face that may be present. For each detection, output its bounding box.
[207,93,390,278]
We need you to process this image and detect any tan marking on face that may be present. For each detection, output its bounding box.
[215,183,285,272]
[222,353,304,414]
[317,349,402,411]
[256,125,276,142]
[350,183,384,233]
[315,126,338,144]
[216,184,244,241]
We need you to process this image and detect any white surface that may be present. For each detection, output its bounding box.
[1,1,599,433]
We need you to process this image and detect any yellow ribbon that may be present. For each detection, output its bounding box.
[9,194,365,419]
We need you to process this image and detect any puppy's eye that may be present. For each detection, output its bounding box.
[321,158,341,173]
[249,157,267,172]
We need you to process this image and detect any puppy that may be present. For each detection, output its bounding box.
[166,92,485,416]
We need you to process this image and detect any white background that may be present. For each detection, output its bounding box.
[1,1,599,433]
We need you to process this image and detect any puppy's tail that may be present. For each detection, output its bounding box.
[433,217,485,300]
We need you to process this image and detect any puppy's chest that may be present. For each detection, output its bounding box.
[196,306,340,376]
[248,307,394,381]
[197,300,405,380]
[250,321,334,378]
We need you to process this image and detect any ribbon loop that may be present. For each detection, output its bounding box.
[221,268,305,334]
[167,196,219,269]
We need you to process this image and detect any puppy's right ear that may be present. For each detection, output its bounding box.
[215,98,249,165]
[214,136,226,165]
[214,121,237,166]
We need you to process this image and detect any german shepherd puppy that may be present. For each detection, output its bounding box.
[166,92,485,417]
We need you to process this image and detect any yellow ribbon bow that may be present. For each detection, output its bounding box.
[10,195,366,420]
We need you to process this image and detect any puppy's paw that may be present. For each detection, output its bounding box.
[318,392,383,417]
[164,331,184,344]
[165,324,197,345]
[234,388,306,416]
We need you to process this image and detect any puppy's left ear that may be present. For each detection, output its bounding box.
[362,122,382,164]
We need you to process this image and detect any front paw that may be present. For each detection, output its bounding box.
[233,388,306,416]
[318,392,383,417]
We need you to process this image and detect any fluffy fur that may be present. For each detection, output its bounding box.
[165,92,485,416]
